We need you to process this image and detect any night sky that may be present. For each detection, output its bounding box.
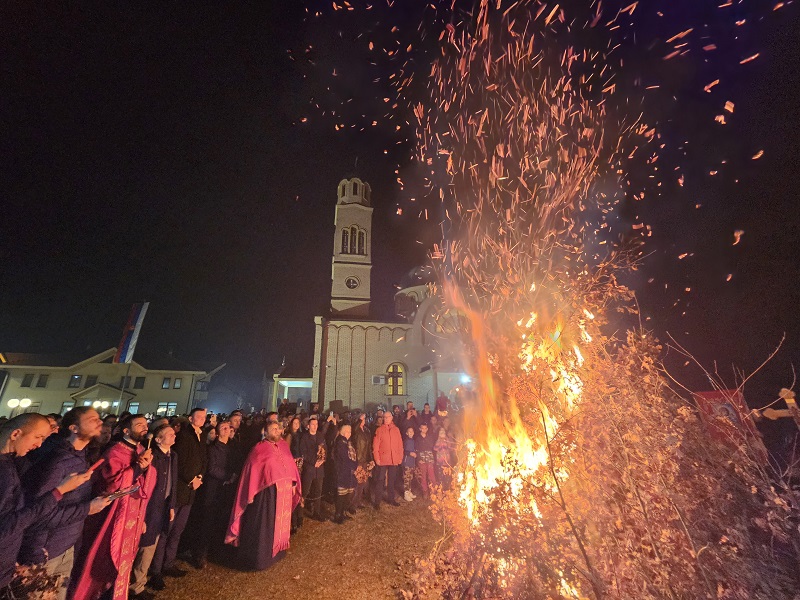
[1,2,798,407]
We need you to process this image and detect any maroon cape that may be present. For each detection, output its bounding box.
[69,440,157,600]
[225,438,301,557]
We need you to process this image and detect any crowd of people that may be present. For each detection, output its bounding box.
[0,396,460,600]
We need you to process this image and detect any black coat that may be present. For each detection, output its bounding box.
[174,427,208,507]
[298,427,328,476]
[140,445,178,547]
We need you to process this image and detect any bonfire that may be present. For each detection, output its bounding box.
[397,1,800,598]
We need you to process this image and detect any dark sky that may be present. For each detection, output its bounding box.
[1,2,798,405]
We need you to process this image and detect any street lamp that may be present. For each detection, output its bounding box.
[7,399,19,409]
[19,398,31,408]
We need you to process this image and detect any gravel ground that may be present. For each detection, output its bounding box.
[159,498,443,600]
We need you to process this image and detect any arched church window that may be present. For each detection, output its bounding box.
[352,181,359,196]
[341,229,350,254]
[358,230,366,255]
[350,226,358,250]
[386,363,405,396]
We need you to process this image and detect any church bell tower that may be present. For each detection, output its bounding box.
[330,177,373,317]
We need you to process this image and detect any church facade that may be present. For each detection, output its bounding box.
[310,178,469,412]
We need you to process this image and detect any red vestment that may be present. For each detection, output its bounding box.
[226,438,301,557]
[69,440,157,600]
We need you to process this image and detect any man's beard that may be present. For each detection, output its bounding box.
[127,430,146,443]
[78,429,102,443]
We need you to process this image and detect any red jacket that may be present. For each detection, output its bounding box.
[372,423,403,466]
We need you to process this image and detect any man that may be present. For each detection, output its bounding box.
[131,424,177,597]
[372,412,403,508]
[350,413,373,510]
[298,415,329,521]
[277,398,291,419]
[151,407,207,581]
[226,421,302,570]
[370,409,384,437]
[19,408,110,600]
[69,414,156,600]
[419,403,433,428]
[0,414,92,598]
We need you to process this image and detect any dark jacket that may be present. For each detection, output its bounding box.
[351,425,372,464]
[298,426,328,476]
[19,437,93,564]
[140,444,178,547]
[174,426,208,507]
[334,436,358,490]
[0,454,59,587]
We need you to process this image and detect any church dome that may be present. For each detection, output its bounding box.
[398,265,436,289]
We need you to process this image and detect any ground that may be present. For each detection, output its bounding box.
[162,498,443,600]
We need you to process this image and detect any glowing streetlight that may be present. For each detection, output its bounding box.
[7,399,19,408]
[100,401,109,409]
[20,398,31,408]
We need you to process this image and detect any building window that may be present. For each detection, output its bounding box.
[156,402,178,417]
[85,375,98,388]
[358,230,366,255]
[60,401,75,415]
[386,363,405,396]
[68,375,82,388]
[120,376,131,389]
[21,374,34,387]
[196,380,209,392]
[341,229,350,254]
[173,378,182,389]
[36,374,49,388]
[162,377,171,389]
[128,401,140,414]
[133,377,146,389]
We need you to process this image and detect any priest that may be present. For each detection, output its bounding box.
[225,421,302,571]
[69,414,157,600]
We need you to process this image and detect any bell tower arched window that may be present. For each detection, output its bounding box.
[386,363,405,396]
[341,225,367,255]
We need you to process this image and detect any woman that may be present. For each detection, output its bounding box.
[284,416,304,533]
[350,413,373,510]
[333,423,358,524]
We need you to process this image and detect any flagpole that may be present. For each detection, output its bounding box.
[117,361,132,415]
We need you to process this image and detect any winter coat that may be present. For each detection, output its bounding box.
[372,422,403,466]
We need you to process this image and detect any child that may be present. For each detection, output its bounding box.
[434,428,454,491]
[403,426,417,501]
[415,423,436,498]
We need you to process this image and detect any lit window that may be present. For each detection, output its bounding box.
[156,402,178,416]
[128,401,140,414]
[174,378,182,389]
[386,363,405,396]
[85,375,98,388]
[133,377,145,389]
[60,400,75,415]
[21,374,34,387]
[68,375,82,388]
[83,400,92,406]
[162,377,171,389]
[36,374,49,388]
[341,229,350,254]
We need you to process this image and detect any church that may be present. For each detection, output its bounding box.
[271,177,470,413]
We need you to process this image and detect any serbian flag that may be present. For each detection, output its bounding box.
[113,302,149,364]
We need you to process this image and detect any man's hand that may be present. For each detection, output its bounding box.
[410,452,417,458]
[89,495,112,515]
[55,470,93,495]
[137,449,153,470]
[170,508,175,522]
[190,476,203,490]
[299,497,305,508]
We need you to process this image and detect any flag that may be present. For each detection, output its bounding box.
[113,302,149,364]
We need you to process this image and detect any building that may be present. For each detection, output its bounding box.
[309,177,470,413]
[0,347,219,418]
